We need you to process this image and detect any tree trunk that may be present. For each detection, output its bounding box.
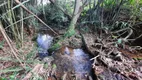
[49,0,83,51]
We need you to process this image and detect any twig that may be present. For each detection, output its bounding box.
[111,28,129,34]
[5,15,34,30]
[124,28,133,41]
[15,0,59,35]
[0,21,25,68]
[90,55,100,68]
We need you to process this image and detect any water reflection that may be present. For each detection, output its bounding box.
[37,34,92,79]
[53,47,92,80]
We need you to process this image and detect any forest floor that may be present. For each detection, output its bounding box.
[0,28,142,80]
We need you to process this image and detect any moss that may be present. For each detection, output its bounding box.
[49,43,61,52]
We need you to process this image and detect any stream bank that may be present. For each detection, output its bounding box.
[37,28,142,80]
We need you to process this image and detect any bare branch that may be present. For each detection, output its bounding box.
[0,21,25,68]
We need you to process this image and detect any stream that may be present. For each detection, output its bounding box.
[37,33,94,80]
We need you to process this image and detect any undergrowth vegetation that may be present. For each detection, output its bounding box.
[0,0,142,79]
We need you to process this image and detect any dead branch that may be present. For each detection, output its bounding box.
[0,21,25,68]
[111,28,133,41]
[111,28,130,34]
[15,0,58,35]
[124,28,133,41]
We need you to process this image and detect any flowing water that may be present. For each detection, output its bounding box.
[37,34,93,80]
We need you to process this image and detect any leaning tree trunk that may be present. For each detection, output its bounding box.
[49,0,83,51]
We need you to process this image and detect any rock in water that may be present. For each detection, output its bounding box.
[52,46,92,80]
[37,34,53,58]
